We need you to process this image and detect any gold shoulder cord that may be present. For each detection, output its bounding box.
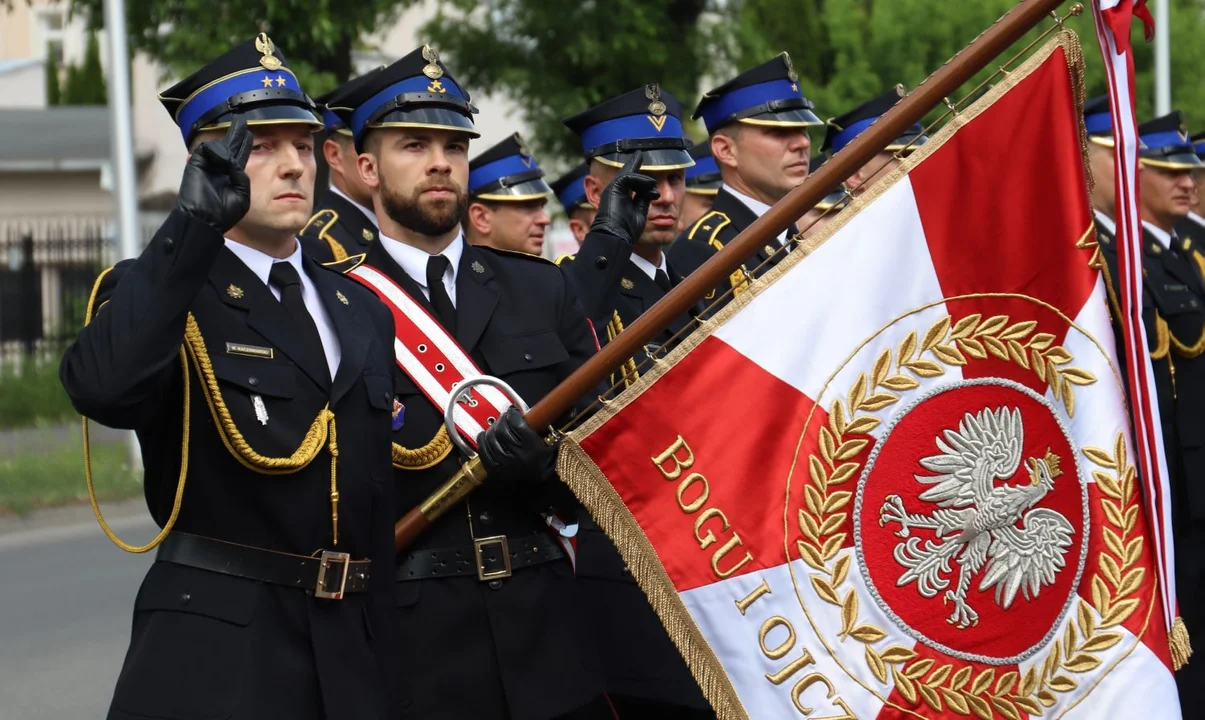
[83,267,190,553]
[604,310,640,391]
[303,209,349,262]
[392,428,452,470]
[183,317,343,543]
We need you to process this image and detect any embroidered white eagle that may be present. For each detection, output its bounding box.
[878,406,1075,629]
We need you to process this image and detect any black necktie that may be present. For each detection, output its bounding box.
[268,262,327,376]
[654,268,672,293]
[426,255,457,332]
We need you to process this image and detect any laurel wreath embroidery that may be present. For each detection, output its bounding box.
[796,313,1138,719]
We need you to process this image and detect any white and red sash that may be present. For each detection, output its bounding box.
[348,264,513,447]
[347,262,578,564]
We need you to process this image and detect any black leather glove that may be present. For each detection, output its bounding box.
[589,151,660,245]
[174,117,253,234]
[476,407,556,486]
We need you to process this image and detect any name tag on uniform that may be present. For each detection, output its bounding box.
[1165,283,1188,293]
[226,342,274,360]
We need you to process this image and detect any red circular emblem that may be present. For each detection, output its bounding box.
[856,379,1087,663]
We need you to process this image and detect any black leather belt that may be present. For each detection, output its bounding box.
[156,533,371,600]
[396,532,565,582]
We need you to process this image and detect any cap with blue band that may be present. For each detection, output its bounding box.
[564,84,694,171]
[551,163,591,214]
[693,53,822,135]
[327,45,479,153]
[685,144,721,195]
[821,85,927,155]
[468,132,553,201]
[316,66,386,137]
[158,33,322,145]
[1138,111,1203,170]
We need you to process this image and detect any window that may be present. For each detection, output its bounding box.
[37,9,66,66]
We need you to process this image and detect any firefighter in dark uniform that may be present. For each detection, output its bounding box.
[300,67,385,263]
[1177,131,1205,241]
[328,45,658,720]
[58,36,400,720]
[681,143,722,232]
[551,163,596,248]
[821,85,928,196]
[1094,111,1205,714]
[464,132,555,256]
[1083,95,1118,244]
[668,53,823,309]
[560,86,714,719]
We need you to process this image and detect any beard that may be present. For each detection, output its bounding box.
[380,174,467,236]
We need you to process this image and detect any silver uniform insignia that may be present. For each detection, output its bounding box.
[252,395,269,425]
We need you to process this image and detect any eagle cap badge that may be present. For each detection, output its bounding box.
[255,33,282,71]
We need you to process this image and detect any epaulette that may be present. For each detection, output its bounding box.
[687,209,732,251]
[477,245,555,265]
[320,253,367,274]
[554,253,576,266]
[301,208,338,237]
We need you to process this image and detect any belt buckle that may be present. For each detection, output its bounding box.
[473,535,512,581]
[315,550,351,600]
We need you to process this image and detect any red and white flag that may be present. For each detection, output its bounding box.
[558,35,1181,719]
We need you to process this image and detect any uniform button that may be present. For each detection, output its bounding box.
[162,237,175,253]
[523,353,533,362]
[479,511,492,525]
[595,256,608,269]
[248,376,259,387]
[179,592,191,604]
[621,565,631,575]
[488,580,503,590]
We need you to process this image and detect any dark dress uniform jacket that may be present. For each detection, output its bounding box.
[668,186,792,316]
[59,210,399,720]
[300,188,379,263]
[559,232,711,713]
[354,238,605,720]
[1098,222,1205,712]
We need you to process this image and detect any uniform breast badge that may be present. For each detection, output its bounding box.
[392,399,405,431]
[252,394,269,425]
[472,261,485,275]
[362,228,374,242]
[336,290,349,305]
[227,284,244,299]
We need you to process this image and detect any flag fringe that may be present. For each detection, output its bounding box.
[557,440,750,720]
[1170,616,1193,670]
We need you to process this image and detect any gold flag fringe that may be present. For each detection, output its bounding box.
[1171,616,1193,670]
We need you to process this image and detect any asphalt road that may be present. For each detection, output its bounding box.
[0,502,155,719]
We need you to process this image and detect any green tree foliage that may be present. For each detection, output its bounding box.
[68,0,417,96]
[45,46,62,106]
[423,0,710,162]
[718,0,1205,131]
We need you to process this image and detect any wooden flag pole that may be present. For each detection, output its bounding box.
[395,0,1069,551]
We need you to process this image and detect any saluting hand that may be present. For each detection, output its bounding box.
[175,117,253,234]
[589,151,660,245]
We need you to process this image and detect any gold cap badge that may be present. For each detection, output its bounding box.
[782,52,798,83]
[646,84,666,117]
[255,33,282,72]
[422,45,443,80]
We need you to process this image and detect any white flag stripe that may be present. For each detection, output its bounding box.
[1062,635,1181,718]
[712,179,951,409]
[680,561,891,719]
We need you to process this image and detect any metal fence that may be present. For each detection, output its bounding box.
[0,215,163,365]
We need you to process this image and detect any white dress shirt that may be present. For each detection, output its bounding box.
[724,184,791,246]
[1141,220,1174,251]
[330,185,379,228]
[223,238,342,379]
[629,250,669,282]
[1094,208,1116,236]
[379,231,464,307]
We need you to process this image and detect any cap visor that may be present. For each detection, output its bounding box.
[594,148,694,171]
[372,106,480,138]
[200,105,324,134]
[1088,135,1115,149]
[473,177,554,202]
[739,107,824,128]
[1140,151,1204,169]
